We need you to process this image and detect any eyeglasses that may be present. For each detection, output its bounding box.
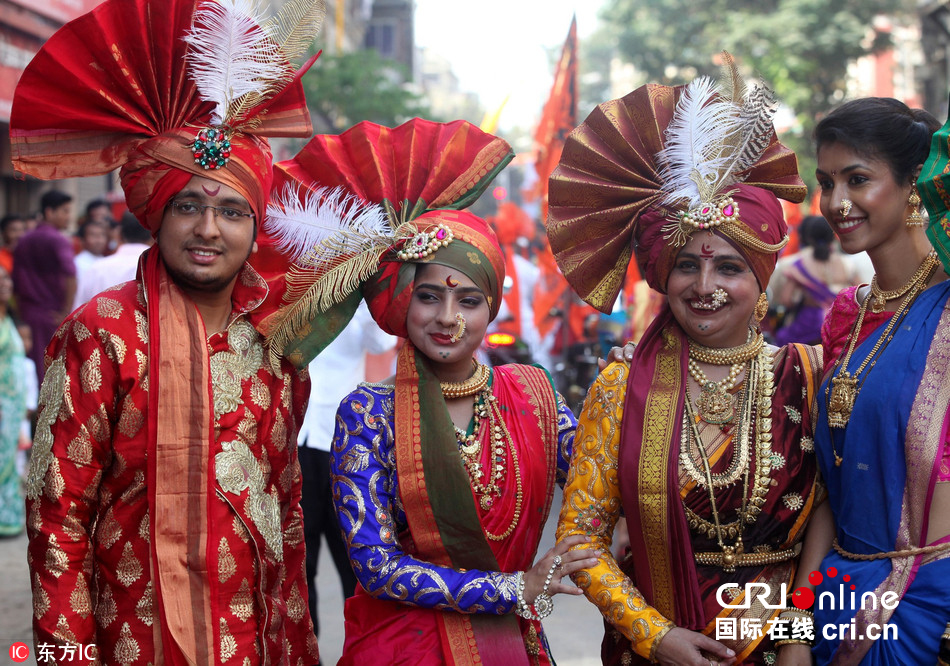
[167,200,255,223]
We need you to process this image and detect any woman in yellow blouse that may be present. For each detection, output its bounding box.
[549,65,833,665]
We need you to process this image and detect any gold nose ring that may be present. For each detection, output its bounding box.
[840,198,853,217]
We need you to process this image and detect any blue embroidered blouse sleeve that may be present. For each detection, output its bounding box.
[330,384,519,614]
[555,392,577,487]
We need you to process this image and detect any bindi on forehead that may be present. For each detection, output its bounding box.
[444,275,459,288]
[202,184,221,197]
[699,243,715,259]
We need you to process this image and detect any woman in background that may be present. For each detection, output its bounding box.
[773,215,857,345]
[0,264,27,536]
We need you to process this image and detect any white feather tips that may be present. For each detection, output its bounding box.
[264,184,391,266]
[184,0,292,126]
[656,76,744,208]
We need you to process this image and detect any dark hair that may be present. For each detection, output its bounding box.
[0,214,24,234]
[77,219,109,239]
[40,190,73,215]
[814,97,940,185]
[119,212,151,244]
[799,215,835,261]
[85,198,109,215]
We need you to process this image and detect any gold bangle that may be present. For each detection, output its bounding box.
[780,607,815,620]
[774,638,814,648]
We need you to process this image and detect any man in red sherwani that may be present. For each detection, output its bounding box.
[11,0,325,663]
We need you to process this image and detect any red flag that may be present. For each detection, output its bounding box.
[525,16,577,223]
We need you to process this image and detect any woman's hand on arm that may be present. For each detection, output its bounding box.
[600,341,637,369]
[521,534,598,604]
[653,627,736,666]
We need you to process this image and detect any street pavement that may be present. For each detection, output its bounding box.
[0,488,607,666]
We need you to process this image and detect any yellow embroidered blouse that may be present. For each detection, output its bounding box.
[556,362,673,660]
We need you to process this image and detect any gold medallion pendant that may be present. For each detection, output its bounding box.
[696,381,735,424]
[827,371,858,429]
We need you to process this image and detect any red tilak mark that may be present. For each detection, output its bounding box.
[202,184,221,196]
[445,275,459,288]
[699,243,715,259]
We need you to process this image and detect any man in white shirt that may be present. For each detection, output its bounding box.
[73,213,153,308]
[296,301,395,637]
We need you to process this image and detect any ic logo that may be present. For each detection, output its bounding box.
[9,642,29,662]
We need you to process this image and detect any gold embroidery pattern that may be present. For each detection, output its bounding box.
[230,578,254,621]
[216,440,283,559]
[270,412,287,452]
[233,515,250,543]
[220,617,238,661]
[118,398,144,438]
[67,431,93,465]
[136,581,154,626]
[138,513,150,542]
[26,358,66,500]
[250,375,271,409]
[119,470,146,504]
[45,533,68,578]
[54,614,78,643]
[44,458,65,503]
[98,328,128,364]
[286,583,306,623]
[134,310,148,344]
[96,506,122,549]
[79,347,102,394]
[73,321,92,342]
[69,575,91,618]
[95,584,117,627]
[96,297,124,319]
[211,319,264,419]
[62,503,84,541]
[219,538,237,583]
[86,404,111,443]
[800,436,815,452]
[32,573,51,619]
[114,622,140,665]
[116,542,143,587]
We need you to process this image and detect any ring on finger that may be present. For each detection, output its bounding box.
[552,554,562,570]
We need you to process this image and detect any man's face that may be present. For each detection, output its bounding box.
[157,175,257,299]
[81,223,110,256]
[2,219,26,249]
[45,202,73,230]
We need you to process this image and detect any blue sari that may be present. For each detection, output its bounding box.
[814,281,950,664]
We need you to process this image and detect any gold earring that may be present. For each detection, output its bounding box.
[907,185,925,227]
[754,293,769,323]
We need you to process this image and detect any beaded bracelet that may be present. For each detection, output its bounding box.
[514,571,554,621]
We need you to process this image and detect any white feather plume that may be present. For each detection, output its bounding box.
[184,0,291,126]
[265,184,393,266]
[656,76,746,209]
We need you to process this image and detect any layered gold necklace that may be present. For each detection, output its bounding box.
[687,329,763,425]
[826,252,938,437]
[682,345,776,572]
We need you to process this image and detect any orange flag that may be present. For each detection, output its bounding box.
[525,16,578,223]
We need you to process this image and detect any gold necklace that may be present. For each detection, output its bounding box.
[684,346,776,563]
[868,252,938,314]
[688,329,764,365]
[680,379,750,489]
[455,388,524,540]
[441,361,490,399]
[826,256,937,436]
[687,357,745,424]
